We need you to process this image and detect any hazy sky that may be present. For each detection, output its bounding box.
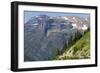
[24,11,90,23]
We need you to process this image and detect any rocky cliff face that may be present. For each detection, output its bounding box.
[24,15,90,61]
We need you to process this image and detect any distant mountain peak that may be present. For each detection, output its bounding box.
[25,15,89,35]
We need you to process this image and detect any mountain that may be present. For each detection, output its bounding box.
[24,15,90,61]
[61,16,90,29]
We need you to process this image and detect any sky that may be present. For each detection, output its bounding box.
[24,11,90,23]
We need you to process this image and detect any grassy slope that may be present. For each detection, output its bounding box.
[55,31,90,60]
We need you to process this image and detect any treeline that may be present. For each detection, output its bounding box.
[61,30,83,54]
[54,30,85,59]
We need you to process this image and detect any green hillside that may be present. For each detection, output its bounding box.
[55,31,90,60]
